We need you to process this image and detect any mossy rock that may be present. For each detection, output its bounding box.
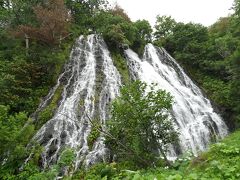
[36,86,63,129]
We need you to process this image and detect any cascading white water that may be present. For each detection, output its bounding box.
[32,35,228,170]
[125,44,228,158]
[32,35,121,169]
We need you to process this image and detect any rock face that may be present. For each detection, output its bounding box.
[32,35,228,170]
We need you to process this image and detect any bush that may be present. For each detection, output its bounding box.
[106,81,178,167]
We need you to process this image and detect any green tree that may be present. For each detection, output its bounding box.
[229,49,240,126]
[134,20,152,42]
[65,0,107,30]
[106,81,178,167]
[154,15,176,40]
[0,105,36,178]
[163,22,208,67]
[0,0,42,27]
[93,8,136,49]
[133,19,152,54]
[233,0,240,19]
[103,24,129,48]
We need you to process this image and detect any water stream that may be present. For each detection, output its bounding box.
[33,35,121,169]
[125,44,228,158]
[32,35,228,169]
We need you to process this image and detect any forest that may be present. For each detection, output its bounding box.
[0,0,240,179]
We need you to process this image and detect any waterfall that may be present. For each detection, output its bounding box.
[125,44,228,158]
[32,35,121,169]
[32,35,228,170]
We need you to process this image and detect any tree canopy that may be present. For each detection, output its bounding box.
[106,81,178,167]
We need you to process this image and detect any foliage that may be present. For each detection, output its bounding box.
[133,19,152,55]
[91,7,152,53]
[153,13,240,128]
[110,4,131,22]
[16,0,71,45]
[64,0,107,36]
[111,51,130,84]
[233,0,240,19]
[0,0,73,178]
[229,49,240,126]
[87,120,102,150]
[103,24,130,48]
[165,22,208,67]
[57,148,75,174]
[0,38,70,114]
[0,0,152,177]
[134,20,152,42]
[0,146,75,179]
[0,105,36,178]
[202,76,231,107]
[1,0,240,178]
[106,81,178,167]
[73,130,240,179]
[0,0,39,27]
[154,15,176,39]
[36,86,63,130]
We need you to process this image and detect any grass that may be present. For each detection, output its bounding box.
[111,51,130,85]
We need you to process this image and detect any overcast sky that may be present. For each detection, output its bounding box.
[108,0,234,27]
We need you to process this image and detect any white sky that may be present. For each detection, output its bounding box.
[108,0,234,27]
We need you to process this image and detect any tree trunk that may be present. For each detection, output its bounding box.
[59,35,62,47]
[25,34,29,55]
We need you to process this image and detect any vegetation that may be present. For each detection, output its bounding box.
[70,130,240,179]
[0,0,240,179]
[106,81,178,167]
[153,0,240,128]
[15,0,71,46]
[0,0,152,177]
[36,85,63,130]
[0,106,35,178]
[87,120,102,150]
[111,52,130,84]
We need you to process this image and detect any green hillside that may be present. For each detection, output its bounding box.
[0,0,240,179]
